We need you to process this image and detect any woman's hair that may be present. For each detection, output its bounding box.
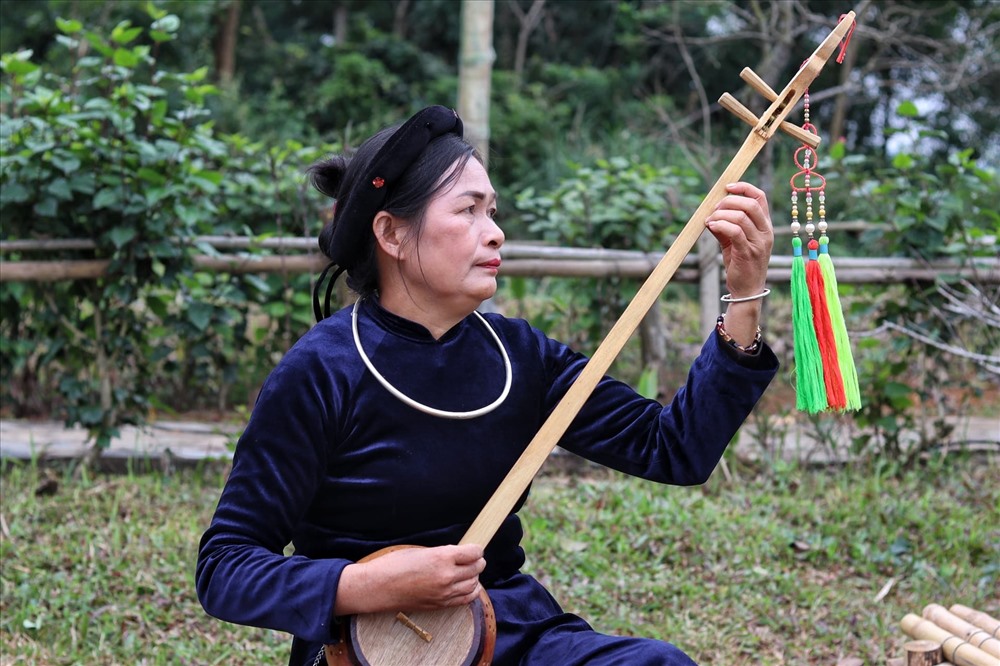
[308,127,478,298]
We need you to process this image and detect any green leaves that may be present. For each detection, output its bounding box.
[1,50,39,78]
[110,21,144,46]
[891,153,914,170]
[50,152,82,175]
[149,14,181,43]
[829,140,846,161]
[513,157,703,355]
[831,112,998,463]
[55,18,83,34]
[0,182,29,204]
[112,48,141,68]
[518,157,700,252]
[1,9,337,450]
[92,188,120,210]
[108,226,137,249]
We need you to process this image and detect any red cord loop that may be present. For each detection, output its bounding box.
[836,14,857,64]
[790,170,826,193]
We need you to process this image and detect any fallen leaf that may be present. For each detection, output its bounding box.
[873,577,895,602]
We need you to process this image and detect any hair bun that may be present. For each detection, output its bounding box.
[308,156,349,199]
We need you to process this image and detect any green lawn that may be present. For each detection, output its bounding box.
[1,454,997,665]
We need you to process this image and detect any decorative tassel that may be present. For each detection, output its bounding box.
[818,237,861,410]
[805,239,847,409]
[785,28,860,413]
[791,236,828,412]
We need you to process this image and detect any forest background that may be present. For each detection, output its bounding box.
[1,1,998,665]
[1,0,996,453]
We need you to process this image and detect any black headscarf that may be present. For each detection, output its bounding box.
[313,106,465,322]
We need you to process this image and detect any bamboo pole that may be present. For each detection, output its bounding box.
[0,259,112,281]
[0,255,328,282]
[924,604,1000,658]
[950,605,1000,639]
[0,222,884,254]
[900,614,997,666]
[3,254,994,283]
[719,91,821,148]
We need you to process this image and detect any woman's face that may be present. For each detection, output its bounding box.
[396,158,505,314]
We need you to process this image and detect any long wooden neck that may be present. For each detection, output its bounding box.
[460,11,857,549]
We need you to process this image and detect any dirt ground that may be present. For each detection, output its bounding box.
[1,410,995,472]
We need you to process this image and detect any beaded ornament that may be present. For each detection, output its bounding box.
[789,85,861,413]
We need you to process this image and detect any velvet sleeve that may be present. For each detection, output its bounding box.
[195,340,350,644]
[544,330,778,485]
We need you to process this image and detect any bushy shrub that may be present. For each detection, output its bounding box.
[0,6,333,448]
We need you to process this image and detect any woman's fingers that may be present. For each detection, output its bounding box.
[421,550,482,608]
[706,183,772,242]
[720,182,771,231]
[447,544,486,567]
[704,182,774,297]
[707,184,772,241]
[446,579,483,605]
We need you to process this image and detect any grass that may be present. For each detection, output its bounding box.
[1,455,997,665]
[523,457,1000,664]
[0,462,289,665]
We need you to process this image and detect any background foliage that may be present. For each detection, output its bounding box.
[1,0,997,451]
[1,5,333,447]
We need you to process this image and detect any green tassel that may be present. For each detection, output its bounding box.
[818,237,861,411]
[791,237,828,412]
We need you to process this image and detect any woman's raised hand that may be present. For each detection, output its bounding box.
[704,182,774,297]
[704,182,774,347]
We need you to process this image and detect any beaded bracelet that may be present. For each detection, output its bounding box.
[716,314,762,355]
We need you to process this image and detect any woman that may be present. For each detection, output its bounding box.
[197,106,778,665]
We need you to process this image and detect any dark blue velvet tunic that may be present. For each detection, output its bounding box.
[197,299,778,665]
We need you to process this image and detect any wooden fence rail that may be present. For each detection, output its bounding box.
[4,236,996,379]
[1,237,997,284]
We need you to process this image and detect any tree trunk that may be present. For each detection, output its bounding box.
[393,0,411,39]
[458,0,496,165]
[334,3,349,46]
[638,300,667,388]
[510,0,545,85]
[213,0,242,86]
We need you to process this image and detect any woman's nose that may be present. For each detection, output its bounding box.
[486,217,505,248]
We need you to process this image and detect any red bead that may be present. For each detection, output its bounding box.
[372,177,385,189]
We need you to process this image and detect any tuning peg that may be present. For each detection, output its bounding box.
[740,67,780,101]
[719,92,821,149]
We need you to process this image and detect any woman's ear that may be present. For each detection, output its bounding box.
[372,212,408,260]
